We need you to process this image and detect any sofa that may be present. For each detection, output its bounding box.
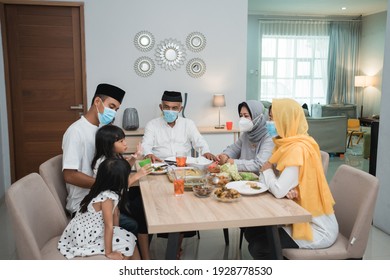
[307,116,347,154]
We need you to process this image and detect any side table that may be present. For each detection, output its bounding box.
[359,117,380,127]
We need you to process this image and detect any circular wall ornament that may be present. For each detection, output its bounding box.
[186,32,206,52]
[134,31,155,52]
[155,38,186,71]
[134,56,155,77]
[186,58,206,78]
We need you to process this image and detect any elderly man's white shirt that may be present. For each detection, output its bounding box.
[142,116,210,159]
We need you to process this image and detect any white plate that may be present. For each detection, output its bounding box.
[150,163,168,175]
[225,181,268,195]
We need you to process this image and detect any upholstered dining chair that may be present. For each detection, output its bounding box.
[5,173,107,259]
[282,164,379,260]
[39,154,68,219]
[347,119,364,148]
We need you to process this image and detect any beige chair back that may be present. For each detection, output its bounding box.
[283,164,379,259]
[6,173,107,260]
[330,164,379,258]
[5,173,68,259]
[320,150,329,175]
[39,154,68,218]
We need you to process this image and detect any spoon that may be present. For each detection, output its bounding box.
[212,176,220,185]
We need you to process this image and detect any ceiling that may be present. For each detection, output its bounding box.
[248,0,388,17]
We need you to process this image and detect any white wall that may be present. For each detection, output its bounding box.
[359,11,386,118]
[0,0,248,196]
[82,0,247,128]
[374,2,390,234]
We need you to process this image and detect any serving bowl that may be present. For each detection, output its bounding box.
[192,181,214,198]
[187,156,213,171]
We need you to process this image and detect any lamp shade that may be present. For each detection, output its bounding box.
[355,76,374,87]
[213,94,226,107]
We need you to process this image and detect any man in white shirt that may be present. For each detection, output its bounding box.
[142,91,216,162]
[62,83,126,215]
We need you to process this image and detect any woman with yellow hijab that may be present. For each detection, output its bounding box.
[244,98,338,259]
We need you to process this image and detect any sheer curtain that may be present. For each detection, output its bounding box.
[327,21,362,105]
[259,20,329,108]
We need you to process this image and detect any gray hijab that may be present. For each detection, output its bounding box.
[239,100,268,143]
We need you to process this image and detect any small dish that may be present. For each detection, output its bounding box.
[192,184,213,198]
[212,187,241,202]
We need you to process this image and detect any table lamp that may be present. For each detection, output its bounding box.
[213,94,226,129]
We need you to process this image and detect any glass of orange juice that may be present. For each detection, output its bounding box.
[176,151,187,167]
[173,168,185,196]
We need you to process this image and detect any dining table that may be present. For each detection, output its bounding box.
[137,164,312,260]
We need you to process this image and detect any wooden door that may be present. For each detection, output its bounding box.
[1,3,86,181]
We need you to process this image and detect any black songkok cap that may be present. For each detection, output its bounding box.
[161,91,182,102]
[94,83,126,103]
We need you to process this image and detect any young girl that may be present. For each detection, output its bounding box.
[91,124,148,183]
[58,158,140,260]
[91,124,152,260]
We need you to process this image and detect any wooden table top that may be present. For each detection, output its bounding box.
[138,170,311,234]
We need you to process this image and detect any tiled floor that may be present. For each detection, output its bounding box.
[1,136,389,260]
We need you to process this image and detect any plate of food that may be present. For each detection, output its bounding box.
[150,163,168,174]
[225,181,268,195]
[212,186,241,202]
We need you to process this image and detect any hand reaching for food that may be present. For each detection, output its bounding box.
[216,154,229,165]
[203,152,217,161]
[145,153,163,163]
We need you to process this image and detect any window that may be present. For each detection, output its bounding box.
[259,24,329,109]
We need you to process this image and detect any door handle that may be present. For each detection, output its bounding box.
[70,104,83,110]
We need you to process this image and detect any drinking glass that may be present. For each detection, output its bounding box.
[173,168,185,196]
[176,151,187,167]
[226,121,233,130]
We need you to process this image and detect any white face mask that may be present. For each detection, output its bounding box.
[239,117,254,132]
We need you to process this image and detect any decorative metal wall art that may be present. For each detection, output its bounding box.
[155,38,186,71]
[186,58,206,78]
[134,31,155,52]
[132,31,207,77]
[186,32,206,52]
[134,56,155,77]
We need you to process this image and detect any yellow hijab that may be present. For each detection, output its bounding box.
[270,99,335,241]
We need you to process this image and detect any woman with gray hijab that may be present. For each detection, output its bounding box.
[216,100,274,174]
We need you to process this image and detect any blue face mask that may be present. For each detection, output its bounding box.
[97,105,116,125]
[163,110,179,123]
[266,121,278,137]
